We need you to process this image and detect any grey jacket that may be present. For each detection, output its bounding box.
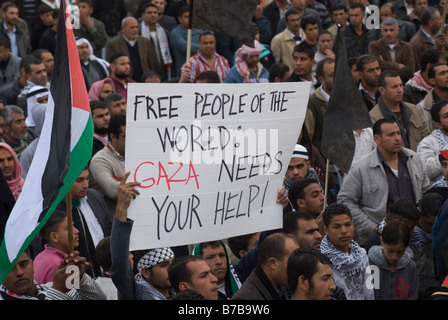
[368,245,419,300]
[0,53,20,89]
[337,147,429,246]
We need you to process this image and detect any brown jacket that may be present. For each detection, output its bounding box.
[369,99,430,152]
[368,38,415,84]
[105,35,154,80]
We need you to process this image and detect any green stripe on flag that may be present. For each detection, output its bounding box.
[0,116,93,285]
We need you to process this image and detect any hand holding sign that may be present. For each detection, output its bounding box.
[125,82,310,251]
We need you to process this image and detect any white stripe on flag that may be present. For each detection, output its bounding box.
[4,93,57,261]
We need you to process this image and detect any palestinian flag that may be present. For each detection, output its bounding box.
[0,0,93,284]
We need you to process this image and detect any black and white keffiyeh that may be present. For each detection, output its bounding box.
[0,281,47,300]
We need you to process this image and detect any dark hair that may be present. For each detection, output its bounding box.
[431,99,448,123]
[39,210,67,244]
[196,241,224,256]
[283,211,316,235]
[227,233,258,259]
[0,37,10,50]
[349,2,365,12]
[322,202,352,227]
[287,247,332,292]
[78,0,93,7]
[178,5,190,17]
[293,41,314,60]
[268,62,289,82]
[332,4,348,13]
[316,58,334,79]
[421,50,445,72]
[419,193,444,217]
[372,118,397,136]
[381,220,411,247]
[301,15,318,30]
[140,71,161,82]
[378,69,400,88]
[387,198,421,221]
[141,2,157,13]
[428,62,447,79]
[90,99,108,112]
[317,30,333,41]
[168,255,205,293]
[2,2,17,13]
[258,233,298,266]
[285,8,299,21]
[104,92,125,108]
[32,48,51,60]
[421,7,438,26]
[23,56,43,74]
[288,177,320,211]
[199,30,215,41]
[171,289,207,300]
[196,70,220,83]
[108,113,126,140]
[356,54,378,72]
[95,236,112,271]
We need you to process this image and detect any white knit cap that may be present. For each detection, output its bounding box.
[291,144,309,160]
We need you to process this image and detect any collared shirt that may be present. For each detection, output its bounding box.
[378,149,416,209]
[3,22,17,56]
[419,26,436,45]
[288,28,303,45]
[122,34,136,47]
[319,84,330,101]
[189,51,230,83]
[79,196,104,248]
[359,81,376,102]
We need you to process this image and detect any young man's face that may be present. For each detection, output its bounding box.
[286,157,310,181]
[182,260,218,300]
[324,213,354,252]
[2,252,35,296]
[293,218,322,250]
[374,121,402,154]
[304,23,319,44]
[297,183,325,218]
[292,51,314,78]
[302,262,335,300]
[143,257,174,290]
[200,244,227,285]
[0,146,14,179]
[380,239,407,269]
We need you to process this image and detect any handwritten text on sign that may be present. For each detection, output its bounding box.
[125,82,310,251]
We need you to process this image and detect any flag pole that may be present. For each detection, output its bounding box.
[66,190,74,253]
[441,0,447,34]
[186,0,194,62]
[323,159,329,210]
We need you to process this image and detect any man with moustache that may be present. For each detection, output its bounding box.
[370,70,430,152]
[338,118,429,247]
[1,105,27,158]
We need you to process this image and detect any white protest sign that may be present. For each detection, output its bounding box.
[125,82,310,251]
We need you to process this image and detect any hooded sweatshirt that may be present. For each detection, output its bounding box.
[368,245,419,300]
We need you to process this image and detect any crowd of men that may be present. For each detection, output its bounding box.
[1,0,448,302]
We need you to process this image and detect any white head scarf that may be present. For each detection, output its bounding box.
[26,86,49,127]
[76,38,110,76]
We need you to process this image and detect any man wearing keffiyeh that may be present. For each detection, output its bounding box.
[134,247,176,300]
[225,40,269,83]
[320,203,374,300]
